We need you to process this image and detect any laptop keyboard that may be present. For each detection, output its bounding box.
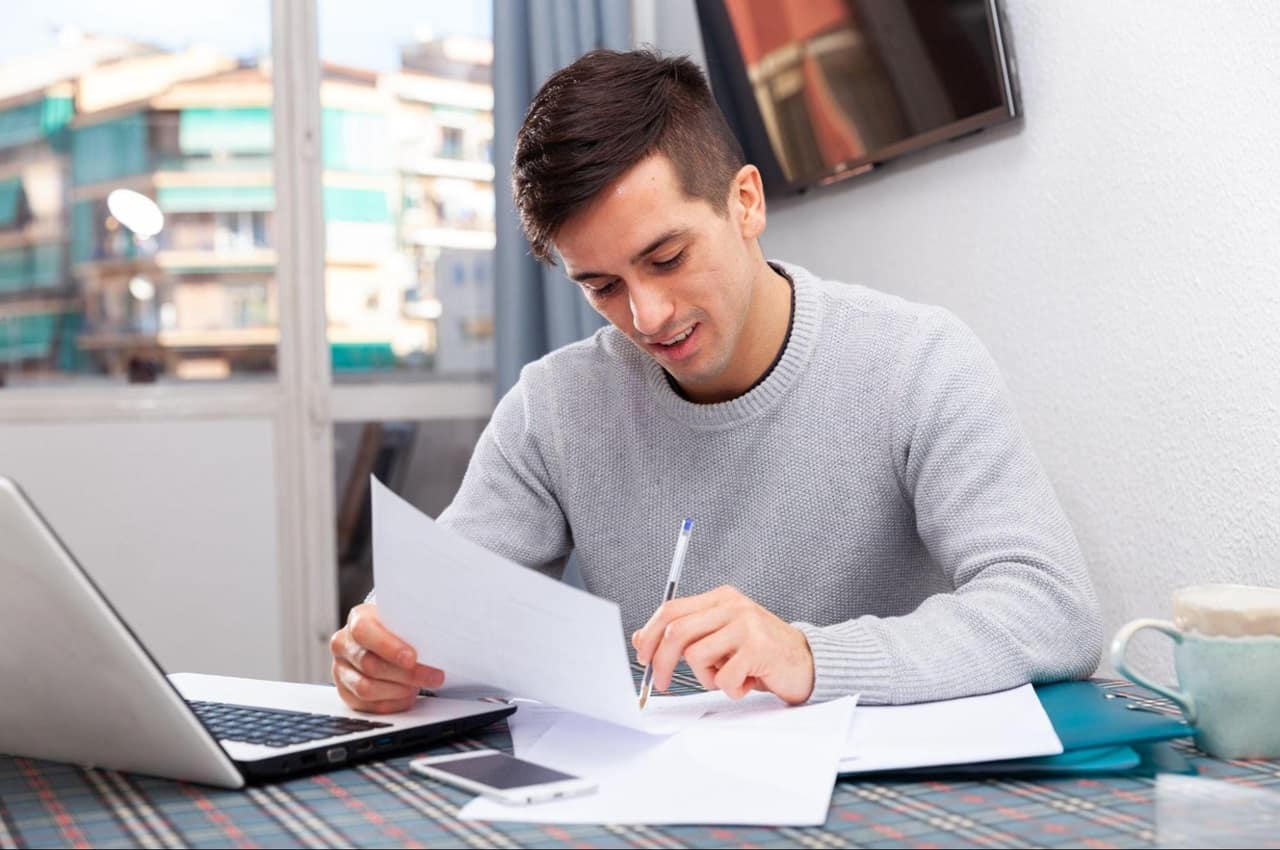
[188,700,393,748]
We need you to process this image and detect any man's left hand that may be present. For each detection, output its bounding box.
[631,585,815,704]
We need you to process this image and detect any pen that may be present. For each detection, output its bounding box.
[637,517,694,710]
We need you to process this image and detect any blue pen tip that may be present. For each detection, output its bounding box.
[682,518,693,532]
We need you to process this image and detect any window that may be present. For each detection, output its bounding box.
[440,126,465,159]
[318,3,495,380]
[0,0,499,680]
[0,8,277,385]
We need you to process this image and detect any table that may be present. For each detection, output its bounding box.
[3,678,1278,849]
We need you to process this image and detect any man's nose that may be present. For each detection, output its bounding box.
[629,280,675,338]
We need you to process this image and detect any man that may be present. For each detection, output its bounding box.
[330,50,1102,713]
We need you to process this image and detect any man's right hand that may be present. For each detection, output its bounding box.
[330,603,445,713]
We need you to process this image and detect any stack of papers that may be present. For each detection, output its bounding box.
[371,478,1064,825]
[463,693,858,825]
[839,685,1063,773]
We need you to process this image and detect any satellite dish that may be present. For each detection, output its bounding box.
[107,189,165,238]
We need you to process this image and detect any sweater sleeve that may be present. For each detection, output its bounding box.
[437,367,573,577]
[795,308,1103,704]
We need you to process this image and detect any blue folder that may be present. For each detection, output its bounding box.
[1035,680,1192,750]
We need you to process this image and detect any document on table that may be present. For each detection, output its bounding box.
[838,683,1063,773]
[461,693,860,826]
[370,478,700,734]
[459,686,1061,825]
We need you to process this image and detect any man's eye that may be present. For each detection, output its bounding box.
[654,250,685,271]
[586,280,619,297]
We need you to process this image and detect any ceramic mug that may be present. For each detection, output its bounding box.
[1110,583,1280,760]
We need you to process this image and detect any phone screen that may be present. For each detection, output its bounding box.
[427,753,578,789]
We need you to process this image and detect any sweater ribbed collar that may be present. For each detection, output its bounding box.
[641,259,823,429]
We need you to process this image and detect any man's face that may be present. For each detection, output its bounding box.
[554,154,767,401]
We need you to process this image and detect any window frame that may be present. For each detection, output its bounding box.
[0,0,494,681]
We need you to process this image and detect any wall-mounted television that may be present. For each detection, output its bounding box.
[695,0,1020,195]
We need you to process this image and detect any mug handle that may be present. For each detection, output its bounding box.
[1109,618,1198,723]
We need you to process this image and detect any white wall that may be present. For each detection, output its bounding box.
[658,0,1280,680]
[0,420,284,679]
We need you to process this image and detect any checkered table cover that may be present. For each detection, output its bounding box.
[3,676,1278,849]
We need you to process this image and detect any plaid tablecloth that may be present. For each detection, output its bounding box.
[3,678,1278,849]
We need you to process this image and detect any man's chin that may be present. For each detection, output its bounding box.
[635,340,729,398]
[666,365,736,402]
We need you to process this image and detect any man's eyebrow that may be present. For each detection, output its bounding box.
[567,228,690,283]
[629,228,688,264]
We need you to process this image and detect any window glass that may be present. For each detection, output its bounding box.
[0,3,277,384]
[318,1,494,381]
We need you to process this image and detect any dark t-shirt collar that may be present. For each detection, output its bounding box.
[664,263,796,401]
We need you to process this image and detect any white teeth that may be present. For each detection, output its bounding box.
[660,326,693,346]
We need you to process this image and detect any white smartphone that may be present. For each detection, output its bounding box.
[408,750,597,806]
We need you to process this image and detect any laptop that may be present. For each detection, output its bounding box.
[0,476,514,788]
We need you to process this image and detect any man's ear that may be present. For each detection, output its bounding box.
[731,164,766,241]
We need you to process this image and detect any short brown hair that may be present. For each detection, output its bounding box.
[513,49,746,265]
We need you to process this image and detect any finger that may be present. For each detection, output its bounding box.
[347,644,444,689]
[333,658,419,706]
[348,605,418,671]
[334,657,418,704]
[334,662,414,714]
[414,663,446,689]
[634,588,724,663]
[333,624,445,689]
[650,606,735,692]
[683,626,741,691]
[713,650,755,700]
[334,678,416,715]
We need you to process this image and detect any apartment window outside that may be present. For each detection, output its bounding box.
[1,2,497,388]
[0,7,279,384]
[318,3,495,382]
[439,126,465,159]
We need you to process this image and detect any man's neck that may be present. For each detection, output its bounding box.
[742,263,796,396]
[670,259,794,404]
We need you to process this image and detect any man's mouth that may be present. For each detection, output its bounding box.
[647,322,700,361]
[657,325,695,347]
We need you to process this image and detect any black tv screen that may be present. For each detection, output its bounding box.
[696,0,1019,195]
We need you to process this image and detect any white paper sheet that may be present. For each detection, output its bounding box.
[371,478,697,734]
[461,695,859,826]
[502,692,785,756]
[838,683,1062,773]
[503,700,563,755]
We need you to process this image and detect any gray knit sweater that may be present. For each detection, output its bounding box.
[430,261,1103,705]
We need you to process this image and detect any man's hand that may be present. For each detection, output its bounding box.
[330,603,445,713]
[631,585,815,704]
